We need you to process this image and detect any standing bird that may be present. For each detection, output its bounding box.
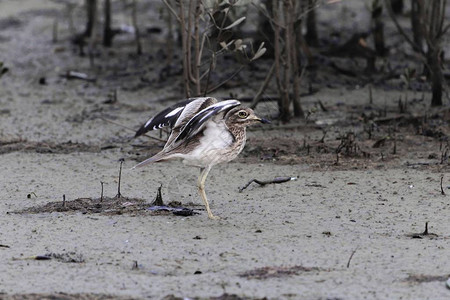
[134,97,269,219]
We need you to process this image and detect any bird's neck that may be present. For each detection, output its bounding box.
[226,121,246,144]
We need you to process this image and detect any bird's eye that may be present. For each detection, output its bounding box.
[238,111,248,118]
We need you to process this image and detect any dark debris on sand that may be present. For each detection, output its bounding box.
[14,196,197,217]
[0,140,104,155]
[0,293,139,300]
[404,274,450,283]
[239,265,322,280]
[163,294,268,300]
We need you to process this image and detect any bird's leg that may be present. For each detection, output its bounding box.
[197,166,219,220]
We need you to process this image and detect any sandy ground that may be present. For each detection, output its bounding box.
[1,151,450,300]
[1,0,450,299]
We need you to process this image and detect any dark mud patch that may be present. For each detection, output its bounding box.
[45,251,85,263]
[405,222,441,240]
[241,128,449,171]
[0,294,137,300]
[0,17,23,30]
[125,108,450,172]
[242,135,391,168]
[0,140,114,155]
[15,196,197,217]
[239,265,323,280]
[163,294,268,300]
[12,252,85,263]
[404,274,449,284]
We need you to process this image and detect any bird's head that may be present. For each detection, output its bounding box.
[226,107,270,127]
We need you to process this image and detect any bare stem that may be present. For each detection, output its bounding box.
[162,0,181,23]
[132,0,142,55]
[384,0,424,54]
[187,0,194,85]
[250,62,276,109]
[193,0,201,95]
[116,159,124,198]
[206,65,244,94]
[100,181,104,202]
[347,246,359,268]
[179,0,191,97]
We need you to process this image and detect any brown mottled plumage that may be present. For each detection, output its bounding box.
[134,98,268,219]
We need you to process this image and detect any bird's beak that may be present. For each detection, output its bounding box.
[258,117,271,124]
[250,115,270,124]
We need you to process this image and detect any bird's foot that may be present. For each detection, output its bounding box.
[208,214,221,220]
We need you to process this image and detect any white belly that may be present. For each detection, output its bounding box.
[182,121,239,167]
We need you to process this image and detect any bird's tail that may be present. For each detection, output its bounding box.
[131,152,168,169]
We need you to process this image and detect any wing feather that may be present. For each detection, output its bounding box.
[134,97,216,138]
[174,100,240,144]
[134,98,193,137]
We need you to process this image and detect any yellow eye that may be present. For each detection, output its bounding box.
[238,111,248,118]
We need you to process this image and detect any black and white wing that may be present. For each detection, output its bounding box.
[135,97,218,140]
[134,98,194,138]
[174,100,241,144]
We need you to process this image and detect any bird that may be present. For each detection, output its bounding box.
[133,97,269,219]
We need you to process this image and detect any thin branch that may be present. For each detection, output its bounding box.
[273,0,282,98]
[384,0,425,55]
[193,0,201,95]
[162,0,181,23]
[347,246,359,268]
[132,0,142,55]
[251,2,285,29]
[250,62,275,109]
[203,54,215,96]
[239,176,297,193]
[290,0,303,117]
[187,0,194,86]
[202,8,229,95]
[206,65,244,94]
[179,0,191,97]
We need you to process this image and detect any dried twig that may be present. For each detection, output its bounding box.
[347,246,359,268]
[100,181,104,202]
[239,176,297,193]
[422,221,429,235]
[440,175,445,195]
[408,221,439,239]
[61,71,96,82]
[116,158,124,198]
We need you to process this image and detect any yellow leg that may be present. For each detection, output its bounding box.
[198,166,220,220]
